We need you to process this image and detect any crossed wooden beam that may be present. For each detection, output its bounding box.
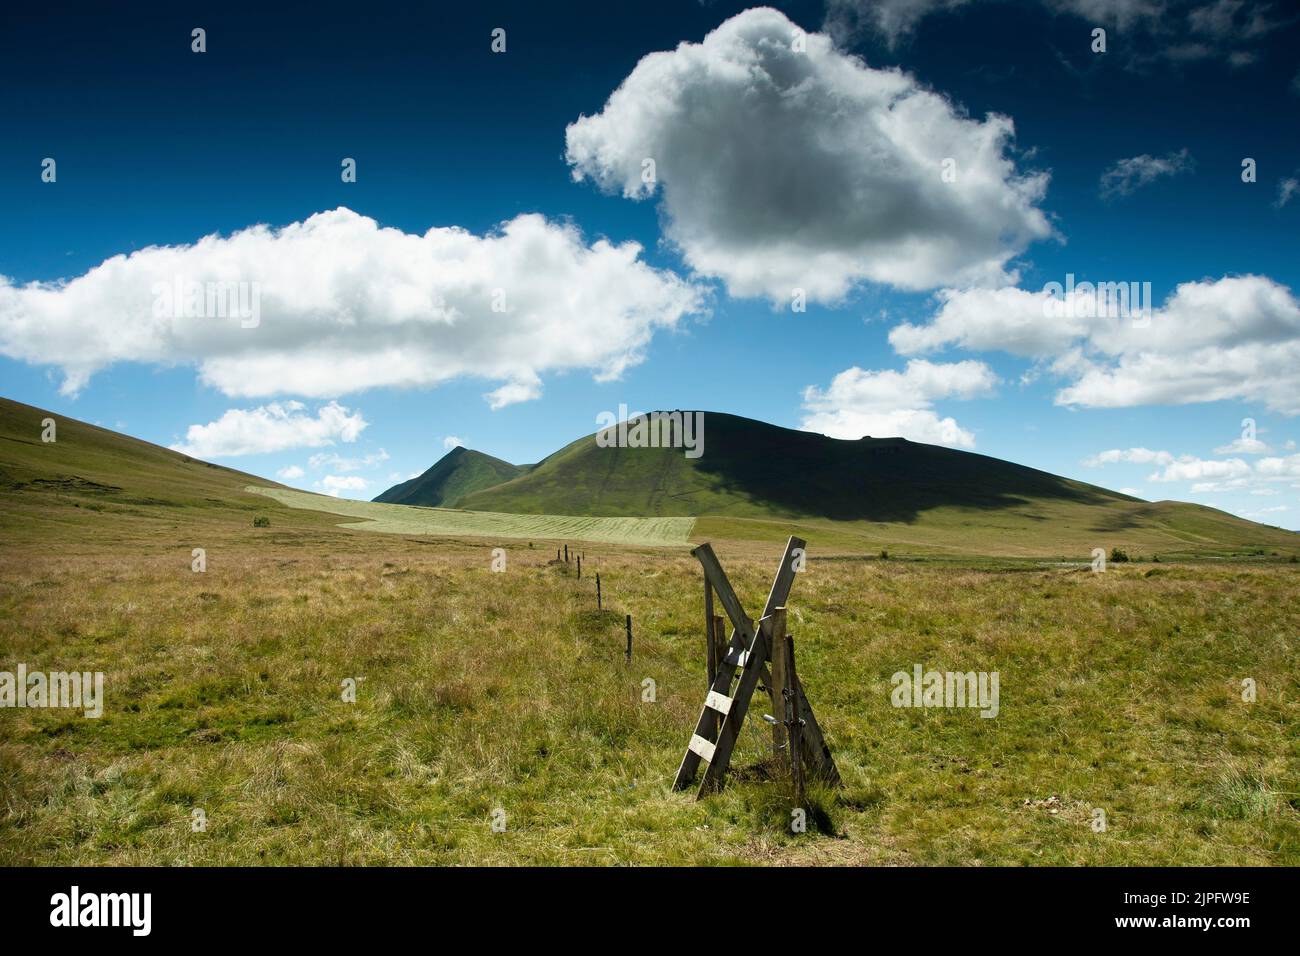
[672,536,839,798]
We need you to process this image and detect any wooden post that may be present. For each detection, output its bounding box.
[712,616,726,679]
[767,607,788,757]
[784,632,805,809]
[556,547,560,562]
[704,578,716,693]
[625,615,633,663]
[596,573,602,609]
[564,544,569,563]
[577,555,582,579]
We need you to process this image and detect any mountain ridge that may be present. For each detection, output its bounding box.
[372,445,526,507]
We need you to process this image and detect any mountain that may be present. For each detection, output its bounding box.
[415,411,1296,557]
[4,397,1294,558]
[456,411,1135,521]
[372,446,525,507]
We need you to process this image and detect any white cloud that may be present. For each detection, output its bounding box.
[442,436,464,450]
[171,401,366,458]
[1099,149,1193,200]
[484,377,541,410]
[1242,504,1288,518]
[308,449,389,472]
[894,275,1300,415]
[565,8,1050,303]
[1119,487,1145,496]
[1256,454,1300,477]
[319,475,369,498]
[1213,437,1271,454]
[823,0,974,46]
[1082,447,1175,467]
[1275,175,1299,209]
[801,359,997,448]
[276,465,305,480]
[827,1,1274,64]
[0,208,703,403]
[1148,456,1252,482]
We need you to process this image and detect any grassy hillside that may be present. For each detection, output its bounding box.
[0,396,318,546]
[373,446,525,507]
[458,411,1298,558]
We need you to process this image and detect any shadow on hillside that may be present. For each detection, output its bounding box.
[687,419,1115,524]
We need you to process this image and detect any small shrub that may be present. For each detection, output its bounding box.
[253,515,270,528]
[879,549,889,560]
[1109,548,1129,563]
[1153,555,1161,562]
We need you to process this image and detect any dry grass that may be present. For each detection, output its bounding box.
[1,514,1296,866]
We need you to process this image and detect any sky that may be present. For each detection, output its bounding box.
[1,0,1298,528]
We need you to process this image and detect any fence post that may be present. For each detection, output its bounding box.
[704,577,716,694]
[784,631,805,810]
[767,607,788,757]
[625,614,633,663]
[577,555,582,580]
[596,573,602,610]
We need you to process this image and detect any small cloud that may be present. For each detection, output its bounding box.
[1213,437,1271,455]
[1275,175,1299,209]
[171,401,366,458]
[1082,448,1174,467]
[484,377,541,410]
[276,465,305,480]
[318,475,369,498]
[1100,149,1193,200]
[308,449,389,471]
[443,436,465,450]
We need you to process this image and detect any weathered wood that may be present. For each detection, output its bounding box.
[704,578,717,695]
[784,633,805,807]
[672,538,805,793]
[704,690,732,715]
[577,555,582,579]
[792,675,840,785]
[712,615,727,680]
[697,619,771,797]
[688,734,716,762]
[625,614,632,663]
[767,607,788,755]
[596,573,601,610]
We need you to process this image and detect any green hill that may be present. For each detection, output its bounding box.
[3,397,1295,559]
[0,396,302,543]
[450,411,1298,557]
[373,446,525,507]
[458,411,1133,520]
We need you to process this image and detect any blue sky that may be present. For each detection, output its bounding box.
[1,1,1298,528]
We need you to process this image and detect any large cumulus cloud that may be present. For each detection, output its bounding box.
[0,208,704,404]
[565,7,1051,303]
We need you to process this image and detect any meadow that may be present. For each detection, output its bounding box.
[2,512,1296,865]
[248,485,695,546]
[1,398,1295,865]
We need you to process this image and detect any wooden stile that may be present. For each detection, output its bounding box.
[672,537,839,797]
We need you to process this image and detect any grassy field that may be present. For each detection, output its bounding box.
[249,486,695,546]
[1,513,1296,865]
[2,396,1297,865]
